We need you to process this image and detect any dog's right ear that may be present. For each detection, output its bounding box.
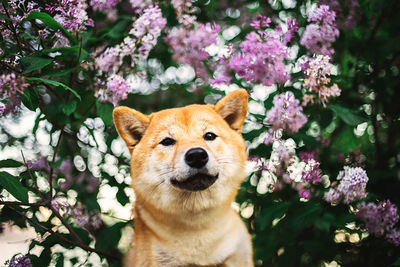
[113,107,150,150]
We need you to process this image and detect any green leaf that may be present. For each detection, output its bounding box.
[393,257,400,266]
[256,202,289,231]
[95,222,125,251]
[48,159,63,169]
[329,105,368,126]
[0,159,23,168]
[21,87,39,111]
[20,56,53,74]
[116,188,129,206]
[25,77,81,100]
[61,101,77,116]
[23,11,77,45]
[0,172,29,203]
[96,100,114,127]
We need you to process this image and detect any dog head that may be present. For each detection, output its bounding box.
[113,90,248,213]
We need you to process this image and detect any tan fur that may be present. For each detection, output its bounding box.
[113,89,253,267]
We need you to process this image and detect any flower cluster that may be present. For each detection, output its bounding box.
[171,0,197,26]
[165,23,220,80]
[51,200,102,230]
[90,0,121,11]
[299,152,322,184]
[26,157,50,172]
[302,55,341,106]
[96,4,166,74]
[266,92,308,134]
[319,0,361,30]
[0,73,29,116]
[58,159,99,193]
[94,5,166,105]
[130,0,153,13]
[337,148,363,167]
[5,254,32,267]
[356,200,400,246]
[0,1,39,40]
[223,16,292,86]
[45,0,94,32]
[300,5,339,56]
[324,166,368,204]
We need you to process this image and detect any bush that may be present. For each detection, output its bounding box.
[0,0,399,266]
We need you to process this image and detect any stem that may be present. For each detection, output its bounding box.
[8,206,121,261]
[0,200,44,207]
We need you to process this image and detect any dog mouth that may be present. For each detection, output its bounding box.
[170,173,218,191]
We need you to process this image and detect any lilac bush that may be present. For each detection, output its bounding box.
[0,0,399,266]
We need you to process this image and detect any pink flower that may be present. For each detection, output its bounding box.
[165,23,220,79]
[266,92,308,134]
[0,73,29,115]
[90,0,121,11]
[300,5,339,56]
[46,0,94,32]
[96,74,131,106]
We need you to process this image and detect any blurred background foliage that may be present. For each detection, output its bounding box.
[0,0,400,266]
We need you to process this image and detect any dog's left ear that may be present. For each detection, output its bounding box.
[214,89,248,132]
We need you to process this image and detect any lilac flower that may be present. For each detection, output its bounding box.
[283,18,299,44]
[90,0,121,11]
[0,73,29,115]
[171,0,197,26]
[324,166,368,204]
[0,104,4,117]
[0,1,39,40]
[95,5,166,74]
[356,200,400,246]
[51,200,102,230]
[165,23,220,79]
[26,158,50,172]
[303,55,341,106]
[266,92,308,134]
[228,24,290,86]
[300,5,339,56]
[299,152,322,184]
[130,0,152,13]
[299,188,311,200]
[5,255,32,267]
[250,15,271,29]
[66,202,102,230]
[46,0,94,32]
[95,74,131,106]
[319,0,361,30]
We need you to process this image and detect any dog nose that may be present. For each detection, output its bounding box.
[185,147,208,169]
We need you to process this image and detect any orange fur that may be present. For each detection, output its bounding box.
[113,89,253,267]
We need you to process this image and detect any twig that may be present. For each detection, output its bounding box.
[48,204,83,244]
[1,2,23,54]
[0,200,44,207]
[8,206,121,261]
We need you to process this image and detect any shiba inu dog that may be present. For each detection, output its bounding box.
[113,89,253,267]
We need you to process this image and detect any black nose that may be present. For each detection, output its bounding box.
[185,147,208,169]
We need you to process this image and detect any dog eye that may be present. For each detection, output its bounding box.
[160,137,176,146]
[203,132,217,141]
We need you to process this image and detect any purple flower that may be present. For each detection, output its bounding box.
[356,200,400,246]
[299,152,322,184]
[266,92,308,134]
[250,15,271,29]
[228,27,290,86]
[165,23,220,79]
[96,74,131,106]
[171,0,197,26]
[5,255,32,267]
[130,0,152,13]
[300,5,339,56]
[45,0,94,32]
[324,166,368,204]
[95,5,166,74]
[90,0,121,11]
[0,73,29,115]
[26,158,50,172]
[319,0,361,30]
[299,188,311,200]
